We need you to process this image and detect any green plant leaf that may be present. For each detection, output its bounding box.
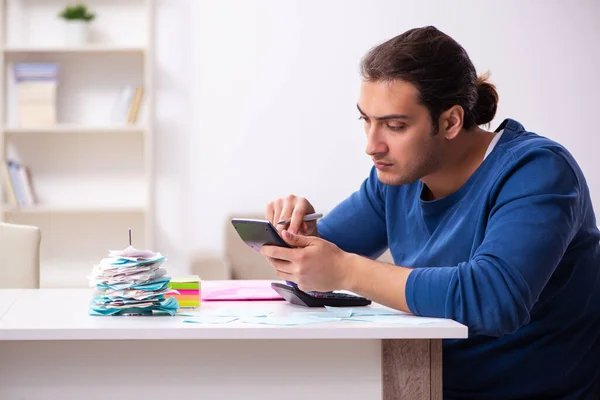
[58,3,96,22]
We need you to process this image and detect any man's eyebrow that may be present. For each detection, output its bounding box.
[356,104,409,121]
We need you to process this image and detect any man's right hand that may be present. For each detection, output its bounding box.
[265,195,319,236]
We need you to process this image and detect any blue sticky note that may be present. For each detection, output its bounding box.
[178,307,272,318]
[240,315,343,326]
[182,316,238,324]
[291,309,353,319]
[325,306,403,317]
[346,315,441,325]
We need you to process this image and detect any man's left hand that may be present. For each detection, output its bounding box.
[260,230,349,292]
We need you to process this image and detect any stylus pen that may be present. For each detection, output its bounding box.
[277,212,323,225]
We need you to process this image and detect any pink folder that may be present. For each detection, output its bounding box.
[201,280,285,301]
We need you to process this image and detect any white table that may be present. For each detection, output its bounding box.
[0,289,22,319]
[0,288,467,400]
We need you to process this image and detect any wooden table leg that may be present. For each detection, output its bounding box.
[382,339,443,400]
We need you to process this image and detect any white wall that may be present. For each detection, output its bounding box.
[153,0,192,276]
[167,0,600,268]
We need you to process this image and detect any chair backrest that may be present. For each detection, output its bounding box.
[0,221,41,288]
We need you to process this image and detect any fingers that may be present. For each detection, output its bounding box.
[261,244,293,261]
[275,269,293,280]
[281,230,316,248]
[265,194,316,234]
[303,220,318,236]
[278,199,295,233]
[268,257,293,273]
[289,205,308,235]
[272,199,283,228]
[265,201,275,225]
[265,256,295,279]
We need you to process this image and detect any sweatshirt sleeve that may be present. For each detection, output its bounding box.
[405,148,582,337]
[317,167,388,259]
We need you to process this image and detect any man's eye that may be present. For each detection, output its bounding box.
[387,124,405,131]
[359,115,370,123]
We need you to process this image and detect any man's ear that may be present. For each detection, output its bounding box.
[439,105,464,140]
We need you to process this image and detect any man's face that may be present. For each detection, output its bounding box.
[358,79,444,186]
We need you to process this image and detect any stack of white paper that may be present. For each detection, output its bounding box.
[88,246,179,316]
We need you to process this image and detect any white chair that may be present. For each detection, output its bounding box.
[0,221,41,288]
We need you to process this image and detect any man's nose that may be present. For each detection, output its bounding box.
[365,126,388,156]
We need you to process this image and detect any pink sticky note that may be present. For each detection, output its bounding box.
[201,280,284,301]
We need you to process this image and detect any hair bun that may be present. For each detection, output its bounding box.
[474,73,499,126]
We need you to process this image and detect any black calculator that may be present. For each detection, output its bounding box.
[271,282,371,307]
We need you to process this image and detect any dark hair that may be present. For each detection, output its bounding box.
[360,26,498,129]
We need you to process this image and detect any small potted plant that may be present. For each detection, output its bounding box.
[58,3,96,45]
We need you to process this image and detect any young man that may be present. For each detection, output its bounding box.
[260,26,600,399]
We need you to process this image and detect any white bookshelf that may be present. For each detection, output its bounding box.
[4,45,146,54]
[3,204,147,214]
[0,0,155,288]
[4,124,147,134]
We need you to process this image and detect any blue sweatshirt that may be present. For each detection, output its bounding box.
[317,118,600,399]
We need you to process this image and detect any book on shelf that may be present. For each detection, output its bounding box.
[111,85,145,125]
[9,63,58,127]
[0,159,38,208]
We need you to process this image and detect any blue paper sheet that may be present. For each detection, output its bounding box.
[345,315,443,325]
[182,316,239,324]
[178,307,272,318]
[177,305,445,325]
[325,306,403,317]
[240,315,344,326]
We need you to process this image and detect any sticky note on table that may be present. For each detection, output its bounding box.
[240,315,344,326]
[323,305,444,324]
[183,316,238,324]
[325,306,403,317]
[291,309,353,319]
[178,307,272,318]
[167,275,200,308]
[346,315,444,325]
